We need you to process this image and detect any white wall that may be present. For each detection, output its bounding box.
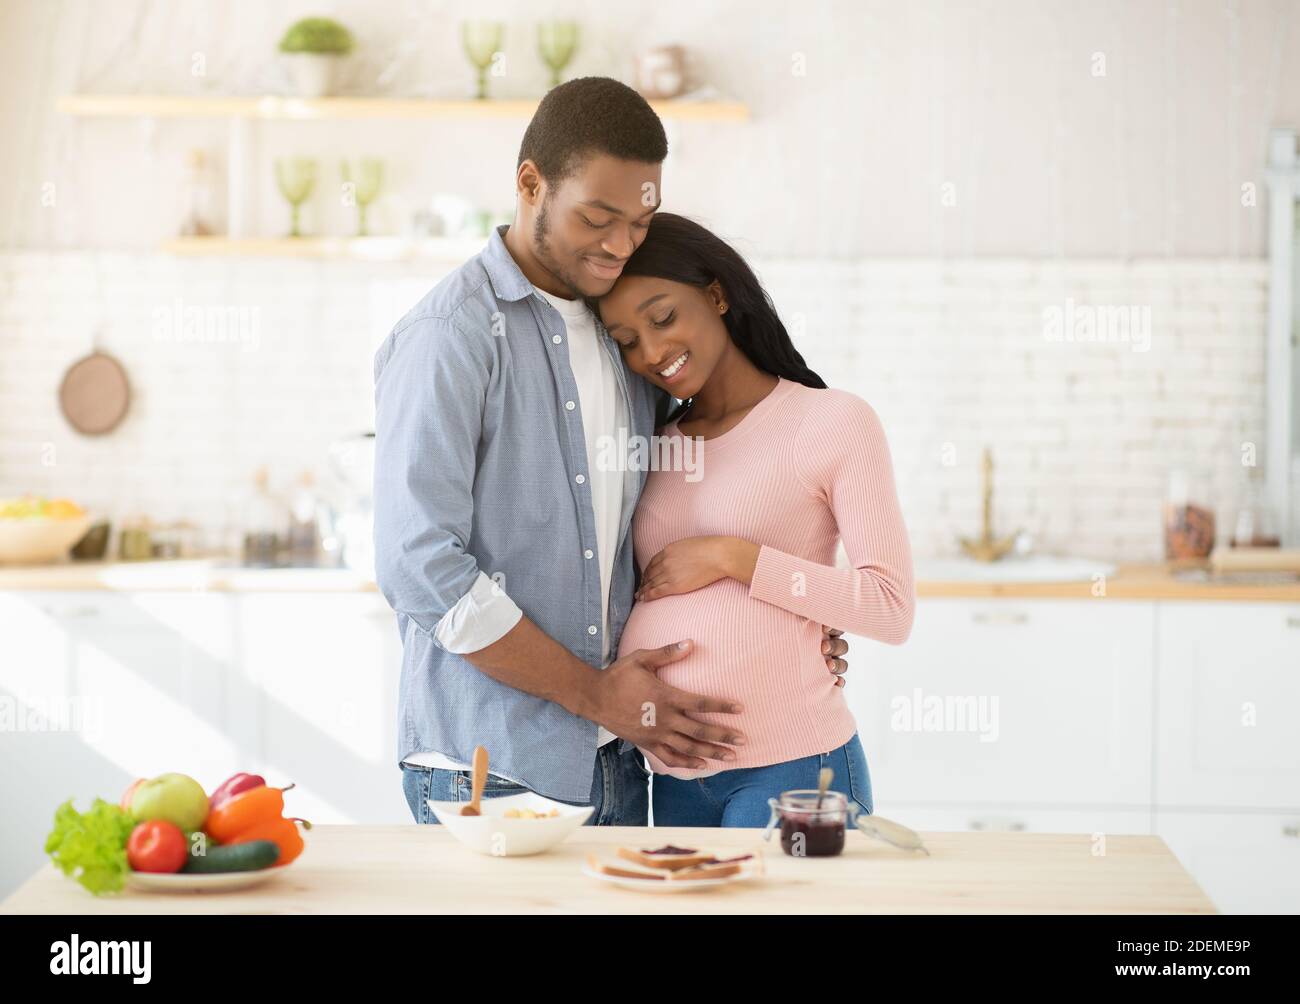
[0,250,1269,561]
[1,0,1298,256]
[0,0,1293,559]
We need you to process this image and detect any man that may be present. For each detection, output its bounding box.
[374,77,849,825]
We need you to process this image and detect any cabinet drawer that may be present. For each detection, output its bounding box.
[879,804,1152,836]
[235,593,408,823]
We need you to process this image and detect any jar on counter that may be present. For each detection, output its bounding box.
[118,518,153,561]
[766,790,851,857]
[242,467,286,567]
[1163,470,1216,560]
[1231,471,1281,548]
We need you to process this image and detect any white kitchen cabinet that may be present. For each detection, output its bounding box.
[235,593,408,824]
[0,587,409,902]
[845,599,1155,808]
[1155,603,1300,810]
[1,591,238,780]
[0,591,236,901]
[1155,810,1300,914]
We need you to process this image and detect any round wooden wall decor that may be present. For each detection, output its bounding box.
[58,351,131,435]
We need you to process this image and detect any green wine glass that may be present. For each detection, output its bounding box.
[461,20,504,100]
[274,157,317,238]
[538,21,579,89]
[340,158,384,237]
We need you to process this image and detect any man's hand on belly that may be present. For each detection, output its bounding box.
[584,640,747,770]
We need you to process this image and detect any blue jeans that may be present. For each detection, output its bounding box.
[652,733,873,828]
[400,741,650,826]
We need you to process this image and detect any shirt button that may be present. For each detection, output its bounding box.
[587,625,598,636]
[565,400,575,410]
[552,334,563,344]
[575,474,586,485]
[584,549,593,559]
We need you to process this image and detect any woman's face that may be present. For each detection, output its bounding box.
[598,274,730,398]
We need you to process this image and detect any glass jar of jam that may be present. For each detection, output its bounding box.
[764,790,855,857]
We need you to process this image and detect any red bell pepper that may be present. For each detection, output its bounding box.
[208,772,266,812]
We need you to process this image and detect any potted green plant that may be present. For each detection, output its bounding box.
[279,17,354,97]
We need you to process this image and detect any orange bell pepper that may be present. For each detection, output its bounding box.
[227,817,310,866]
[206,784,289,843]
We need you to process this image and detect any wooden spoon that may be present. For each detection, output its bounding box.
[815,766,833,809]
[461,745,488,816]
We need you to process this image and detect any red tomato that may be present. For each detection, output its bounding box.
[126,820,187,873]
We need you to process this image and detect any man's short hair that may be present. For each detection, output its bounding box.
[518,77,668,184]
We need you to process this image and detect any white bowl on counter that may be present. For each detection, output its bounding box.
[426,792,593,856]
[0,516,90,565]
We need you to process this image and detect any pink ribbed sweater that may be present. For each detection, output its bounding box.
[616,377,915,779]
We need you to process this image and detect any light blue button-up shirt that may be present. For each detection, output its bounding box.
[373,226,663,802]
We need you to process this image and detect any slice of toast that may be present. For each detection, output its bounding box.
[668,859,744,881]
[586,853,666,881]
[616,845,715,871]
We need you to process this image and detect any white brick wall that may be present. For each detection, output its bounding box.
[0,252,1269,562]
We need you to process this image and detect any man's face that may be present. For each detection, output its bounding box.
[529,154,662,299]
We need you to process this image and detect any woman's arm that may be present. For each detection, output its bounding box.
[745,393,915,644]
[632,392,914,645]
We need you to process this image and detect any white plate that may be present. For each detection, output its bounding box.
[126,867,285,893]
[427,791,593,856]
[580,861,762,893]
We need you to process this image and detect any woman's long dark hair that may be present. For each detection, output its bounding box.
[606,213,825,423]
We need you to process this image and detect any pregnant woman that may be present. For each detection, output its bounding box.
[598,213,915,827]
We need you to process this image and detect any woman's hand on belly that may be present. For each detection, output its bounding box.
[636,536,760,601]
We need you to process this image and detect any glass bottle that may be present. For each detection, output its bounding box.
[179,149,216,237]
[287,470,322,564]
[242,467,286,567]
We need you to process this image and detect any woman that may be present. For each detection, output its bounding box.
[598,213,915,827]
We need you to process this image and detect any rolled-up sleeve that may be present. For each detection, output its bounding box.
[373,314,520,648]
[433,569,523,653]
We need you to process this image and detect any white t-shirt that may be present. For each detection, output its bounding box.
[403,288,626,779]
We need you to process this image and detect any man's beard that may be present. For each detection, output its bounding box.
[532,196,584,298]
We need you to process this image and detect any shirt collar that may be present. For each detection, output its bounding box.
[481,224,616,340]
[481,224,536,303]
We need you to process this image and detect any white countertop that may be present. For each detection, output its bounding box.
[0,558,379,593]
[1,557,1298,601]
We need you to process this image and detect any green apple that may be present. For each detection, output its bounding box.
[128,773,209,831]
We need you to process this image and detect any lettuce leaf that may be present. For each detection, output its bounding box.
[44,798,135,895]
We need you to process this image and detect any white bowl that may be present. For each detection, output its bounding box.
[427,791,593,856]
[0,516,90,564]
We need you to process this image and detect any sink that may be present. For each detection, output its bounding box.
[915,555,1116,583]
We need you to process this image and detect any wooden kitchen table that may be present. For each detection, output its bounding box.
[1,825,1216,914]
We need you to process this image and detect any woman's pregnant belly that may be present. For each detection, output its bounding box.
[616,579,856,780]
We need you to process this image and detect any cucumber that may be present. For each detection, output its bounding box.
[182,839,280,874]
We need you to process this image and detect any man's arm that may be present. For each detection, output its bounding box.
[373,314,497,636]
[373,315,743,769]
[460,619,746,770]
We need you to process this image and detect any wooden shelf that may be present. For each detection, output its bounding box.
[60,92,748,243]
[56,94,750,122]
[160,236,487,262]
